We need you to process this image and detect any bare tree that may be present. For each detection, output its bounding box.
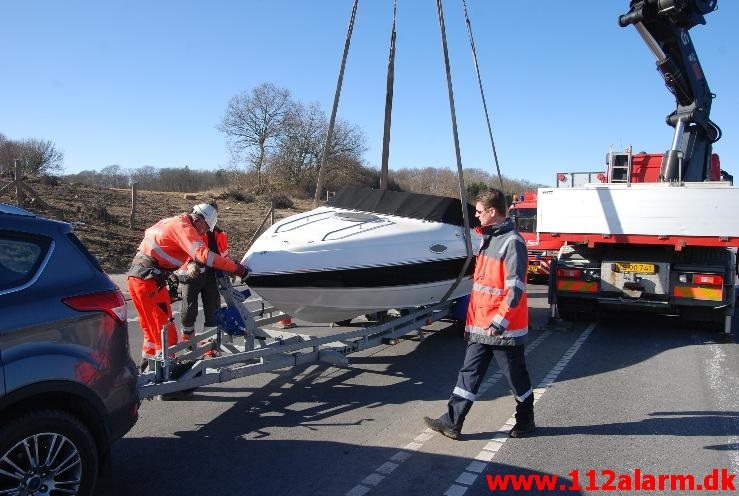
[0,136,64,176]
[218,82,293,191]
[270,102,326,189]
[99,164,129,188]
[22,138,63,175]
[268,102,367,193]
[129,166,159,190]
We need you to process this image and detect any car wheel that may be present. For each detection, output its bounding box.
[0,409,98,496]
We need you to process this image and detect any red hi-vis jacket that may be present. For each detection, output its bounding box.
[211,227,229,259]
[465,219,529,346]
[179,227,230,276]
[137,214,238,273]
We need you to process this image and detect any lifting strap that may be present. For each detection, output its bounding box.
[461,0,505,193]
[379,0,397,190]
[314,0,359,207]
[436,0,473,304]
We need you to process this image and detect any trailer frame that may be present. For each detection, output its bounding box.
[137,274,455,400]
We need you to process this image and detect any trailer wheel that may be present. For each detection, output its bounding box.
[0,409,98,496]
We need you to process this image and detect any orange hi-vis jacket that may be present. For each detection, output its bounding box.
[465,219,529,346]
[138,214,237,273]
[180,227,230,274]
[128,214,238,358]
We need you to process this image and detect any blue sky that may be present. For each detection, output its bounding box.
[2,1,737,187]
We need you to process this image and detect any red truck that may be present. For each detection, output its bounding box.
[510,172,607,282]
[536,1,738,335]
[509,192,563,283]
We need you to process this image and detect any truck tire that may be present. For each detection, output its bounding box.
[0,409,99,496]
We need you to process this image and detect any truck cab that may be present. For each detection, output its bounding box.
[509,192,563,282]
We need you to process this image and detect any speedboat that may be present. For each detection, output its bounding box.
[243,186,480,323]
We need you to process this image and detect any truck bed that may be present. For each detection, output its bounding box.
[537,182,739,248]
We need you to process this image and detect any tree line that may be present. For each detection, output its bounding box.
[2,81,543,200]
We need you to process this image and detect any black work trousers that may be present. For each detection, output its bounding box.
[180,274,220,328]
[442,341,534,429]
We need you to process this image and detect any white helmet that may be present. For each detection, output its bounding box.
[192,203,218,231]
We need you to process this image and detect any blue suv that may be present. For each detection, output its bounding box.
[0,203,139,495]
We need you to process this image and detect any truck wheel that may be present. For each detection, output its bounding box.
[0,409,99,496]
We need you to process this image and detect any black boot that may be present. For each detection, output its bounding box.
[510,395,535,438]
[423,416,461,440]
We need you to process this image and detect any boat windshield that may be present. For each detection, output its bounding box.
[328,186,479,227]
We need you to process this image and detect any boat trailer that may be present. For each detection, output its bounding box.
[137,273,457,400]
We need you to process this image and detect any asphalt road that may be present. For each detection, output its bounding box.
[96,284,739,495]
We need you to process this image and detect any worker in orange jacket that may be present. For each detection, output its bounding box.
[424,188,535,440]
[127,202,247,368]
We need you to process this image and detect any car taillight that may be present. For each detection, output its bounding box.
[689,273,724,286]
[557,268,582,278]
[63,290,127,323]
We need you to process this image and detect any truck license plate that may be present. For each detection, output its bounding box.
[614,262,656,274]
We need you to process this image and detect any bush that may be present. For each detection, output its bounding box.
[211,187,255,203]
[268,194,294,209]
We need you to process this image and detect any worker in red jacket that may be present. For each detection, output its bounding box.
[128,202,247,368]
[424,188,535,439]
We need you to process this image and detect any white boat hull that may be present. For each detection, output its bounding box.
[252,277,473,323]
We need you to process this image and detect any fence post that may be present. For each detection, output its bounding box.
[130,182,138,228]
[14,160,24,207]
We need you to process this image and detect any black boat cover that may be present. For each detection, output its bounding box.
[327,186,479,227]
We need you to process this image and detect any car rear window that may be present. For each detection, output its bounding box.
[0,231,52,291]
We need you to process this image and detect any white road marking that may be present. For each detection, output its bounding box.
[344,329,554,496]
[705,343,739,475]
[443,323,596,495]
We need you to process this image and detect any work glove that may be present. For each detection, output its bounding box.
[174,262,201,283]
[173,269,191,283]
[487,322,505,337]
[186,261,200,279]
[234,263,250,279]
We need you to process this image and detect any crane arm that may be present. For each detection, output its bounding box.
[619,0,721,181]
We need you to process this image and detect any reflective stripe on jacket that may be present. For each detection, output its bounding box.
[465,219,528,346]
[136,214,238,272]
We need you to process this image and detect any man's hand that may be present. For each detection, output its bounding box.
[186,262,200,279]
[486,323,505,336]
[234,263,249,278]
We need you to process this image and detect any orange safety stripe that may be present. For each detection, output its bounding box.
[673,286,723,301]
[556,280,598,293]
